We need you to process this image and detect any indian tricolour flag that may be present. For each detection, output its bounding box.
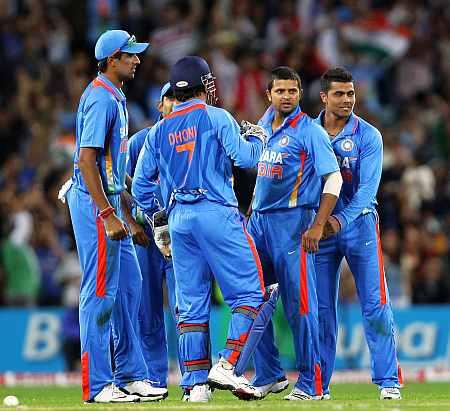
[341,12,412,61]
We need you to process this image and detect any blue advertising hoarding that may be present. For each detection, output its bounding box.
[0,305,449,372]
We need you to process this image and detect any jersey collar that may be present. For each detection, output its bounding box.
[95,74,126,102]
[172,98,206,112]
[259,105,302,135]
[317,110,359,138]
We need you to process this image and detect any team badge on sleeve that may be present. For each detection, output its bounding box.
[341,138,354,152]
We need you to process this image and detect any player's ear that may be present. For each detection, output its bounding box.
[299,88,304,100]
[157,101,163,113]
[319,91,327,104]
[266,89,271,103]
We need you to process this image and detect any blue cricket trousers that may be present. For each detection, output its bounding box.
[168,200,265,388]
[247,207,323,397]
[316,212,400,394]
[135,233,177,387]
[67,186,146,400]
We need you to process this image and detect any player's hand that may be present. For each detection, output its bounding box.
[302,224,324,253]
[321,215,341,240]
[148,210,172,258]
[129,220,151,247]
[240,120,268,146]
[103,213,129,240]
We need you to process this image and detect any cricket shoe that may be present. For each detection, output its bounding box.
[313,393,331,400]
[182,389,190,402]
[188,384,213,403]
[254,377,289,398]
[284,387,313,401]
[380,387,401,400]
[88,383,140,403]
[208,357,262,400]
[121,380,168,401]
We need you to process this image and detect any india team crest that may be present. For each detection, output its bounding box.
[341,138,354,152]
[279,135,289,147]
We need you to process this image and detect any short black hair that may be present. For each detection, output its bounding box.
[320,67,353,92]
[97,52,123,73]
[267,66,302,91]
[174,85,205,102]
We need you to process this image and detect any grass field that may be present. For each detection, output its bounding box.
[0,383,450,411]
[1,383,450,410]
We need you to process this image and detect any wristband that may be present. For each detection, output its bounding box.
[99,206,115,220]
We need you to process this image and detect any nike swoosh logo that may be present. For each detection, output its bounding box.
[365,241,373,246]
[288,250,296,255]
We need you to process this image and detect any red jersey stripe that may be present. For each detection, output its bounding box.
[96,216,107,298]
[300,247,308,315]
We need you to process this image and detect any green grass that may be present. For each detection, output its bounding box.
[0,383,449,410]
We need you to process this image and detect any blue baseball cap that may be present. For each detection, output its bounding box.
[159,82,173,101]
[170,56,212,90]
[95,30,149,61]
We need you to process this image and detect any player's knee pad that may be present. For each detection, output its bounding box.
[178,322,211,372]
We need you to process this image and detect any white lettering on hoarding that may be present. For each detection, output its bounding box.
[23,313,61,361]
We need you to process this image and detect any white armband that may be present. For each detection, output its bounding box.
[322,171,343,197]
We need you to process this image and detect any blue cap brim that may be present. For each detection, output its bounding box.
[160,82,172,101]
[121,42,149,54]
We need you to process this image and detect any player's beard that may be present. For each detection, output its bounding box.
[280,106,296,118]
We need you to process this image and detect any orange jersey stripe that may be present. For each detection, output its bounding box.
[165,103,205,120]
[243,224,265,295]
[288,151,307,208]
[104,144,114,193]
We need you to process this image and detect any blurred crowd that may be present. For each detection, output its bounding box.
[0,0,449,311]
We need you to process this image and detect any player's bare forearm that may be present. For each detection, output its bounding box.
[120,191,150,247]
[314,193,339,228]
[302,193,338,253]
[79,147,129,240]
[78,147,111,211]
[125,173,133,192]
[120,191,134,225]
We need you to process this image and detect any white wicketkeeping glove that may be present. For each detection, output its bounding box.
[57,179,73,204]
[240,120,268,146]
[146,209,171,258]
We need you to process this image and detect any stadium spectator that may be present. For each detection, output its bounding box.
[0,0,447,338]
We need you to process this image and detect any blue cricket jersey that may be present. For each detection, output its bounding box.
[132,98,264,215]
[127,126,163,210]
[315,111,383,229]
[127,127,149,178]
[252,106,339,212]
[73,74,129,194]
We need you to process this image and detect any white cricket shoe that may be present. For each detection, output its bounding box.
[188,384,213,403]
[284,387,313,401]
[90,383,140,403]
[122,380,167,402]
[380,387,401,400]
[254,378,289,398]
[313,393,331,400]
[207,357,262,400]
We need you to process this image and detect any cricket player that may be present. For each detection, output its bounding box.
[132,56,270,402]
[65,30,167,402]
[315,67,401,400]
[127,82,178,388]
[247,66,343,400]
